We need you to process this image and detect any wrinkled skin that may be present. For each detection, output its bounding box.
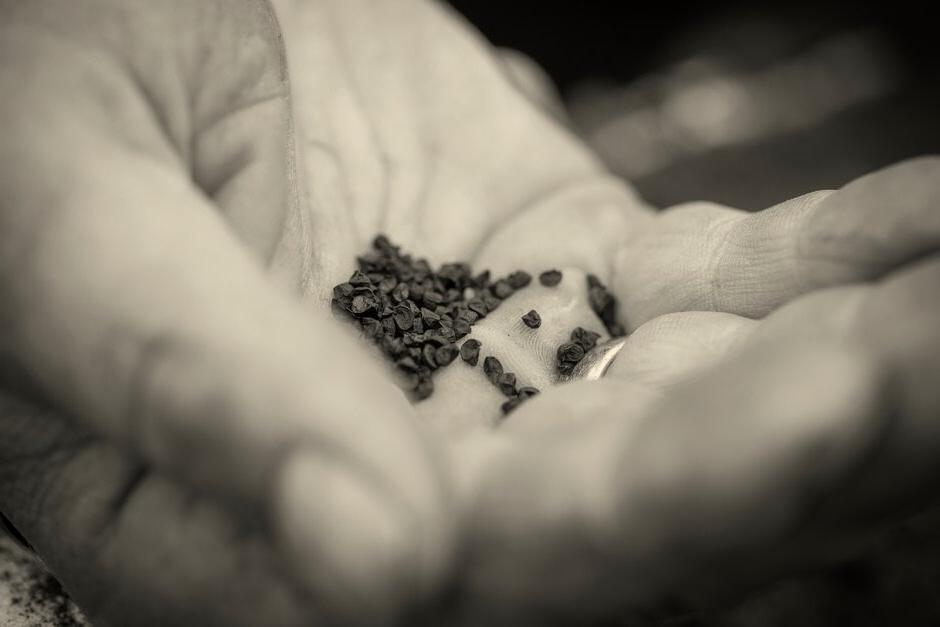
[0,0,938,625]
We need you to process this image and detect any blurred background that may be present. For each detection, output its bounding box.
[448,3,940,625]
[449,0,939,210]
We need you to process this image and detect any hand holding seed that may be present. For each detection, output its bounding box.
[1,0,938,625]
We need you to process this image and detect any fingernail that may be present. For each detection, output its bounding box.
[274,450,418,624]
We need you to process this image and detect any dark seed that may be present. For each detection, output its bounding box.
[521,310,541,329]
[570,327,601,351]
[378,276,398,293]
[456,312,478,327]
[483,293,501,312]
[333,282,355,300]
[589,285,614,316]
[349,270,372,286]
[413,376,434,400]
[423,344,439,369]
[492,280,514,299]
[539,270,563,287]
[382,336,405,357]
[373,234,394,252]
[460,339,481,366]
[421,307,440,326]
[392,283,410,303]
[440,325,457,343]
[473,270,491,288]
[382,317,397,337]
[517,386,540,399]
[468,298,488,318]
[435,344,459,367]
[397,356,419,372]
[501,397,524,415]
[557,360,576,376]
[453,318,471,338]
[351,294,377,315]
[507,270,532,289]
[496,372,517,397]
[394,305,414,331]
[425,333,449,347]
[424,290,445,307]
[557,342,585,364]
[483,356,503,384]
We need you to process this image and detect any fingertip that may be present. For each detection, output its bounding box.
[272,447,453,625]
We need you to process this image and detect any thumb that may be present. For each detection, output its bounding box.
[0,4,453,620]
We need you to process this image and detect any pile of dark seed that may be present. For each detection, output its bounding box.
[331,236,624,415]
[587,274,625,337]
[553,274,625,377]
[482,355,540,414]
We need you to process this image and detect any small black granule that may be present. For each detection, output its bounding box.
[491,279,515,299]
[482,292,502,312]
[332,235,526,401]
[517,386,540,399]
[586,274,626,337]
[557,342,585,363]
[539,269,563,287]
[496,372,517,397]
[452,317,471,338]
[414,376,434,400]
[556,340,586,376]
[570,327,601,351]
[483,356,503,384]
[460,339,481,366]
[521,310,541,329]
[501,396,524,415]
[467,298,488,318]
[507,270,532,289]
[422,343,439,369]
[435,344,460,367]
[500,385,540,416]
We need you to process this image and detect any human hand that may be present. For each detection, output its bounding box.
[450,159,940,622]
[2,0,936,625]
[265,1,940,623]
[0,1,454,624]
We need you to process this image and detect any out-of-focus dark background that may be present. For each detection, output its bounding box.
[449,0,939,210]
[448,3,940,626]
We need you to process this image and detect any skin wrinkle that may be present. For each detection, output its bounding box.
[0,398,97,542]
[194,93,289,196]
[705,210,746,314]
[0,7,187,168]
[260,0,313,289]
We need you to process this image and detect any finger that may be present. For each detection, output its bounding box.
[497,48,568,123]
[452,335,888,622]
[732,253,940,530]
[0,394,314,627]
[0,20,452,615]
[614,156,940,326]
[605,311,758,389]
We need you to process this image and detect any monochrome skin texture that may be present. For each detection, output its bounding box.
[0,0,938,625]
